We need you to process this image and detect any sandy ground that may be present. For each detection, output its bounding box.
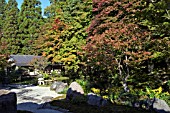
[6,85,64,113]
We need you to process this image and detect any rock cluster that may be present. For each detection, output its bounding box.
[87,93,108,107]
[66,82,108,107]
[50,81,67,93]
[66,82,84,102]
[153,98,170,113]
[133,98,170,113]
[66,82,170,111]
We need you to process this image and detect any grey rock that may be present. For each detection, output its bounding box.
[55,83,67,93]
[153,98,170,113]
[42,96,53,103]
[50,81,63,90]
[66,82,84,100]
[0,90,17,113]
[68,82,84,94]
[87,93,108,107]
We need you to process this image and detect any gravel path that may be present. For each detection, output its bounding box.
[6,85,65,113]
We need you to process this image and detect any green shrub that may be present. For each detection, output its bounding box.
[53,77,69,81]
[58,86,69,94]
[43,73,50,80]
[51,71,61,77]
[75,79,90,94]
[13,77,38,85]
[144,87,170,106]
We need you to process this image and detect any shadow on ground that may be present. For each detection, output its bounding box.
[50,98,157,113]
[17,102,63,113]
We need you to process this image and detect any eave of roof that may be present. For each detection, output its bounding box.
[10,55,42,66]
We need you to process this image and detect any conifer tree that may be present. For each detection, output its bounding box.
[3,0,19,54]
[0,0,6,38]
[37,0,92,76]
[44,0,66,18]
[44,0,56,18]
[18,0,44,54]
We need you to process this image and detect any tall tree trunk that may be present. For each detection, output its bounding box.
[123,55,130,92]
[116,58,129,92]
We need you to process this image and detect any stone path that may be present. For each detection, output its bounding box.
[5,84,65,113]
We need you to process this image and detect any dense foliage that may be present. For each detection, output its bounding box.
[0,0,6,38]
[82,0,170,105]
[2,0,19,54]
[36,0,92,79]
[0,41,9,69]
[84,0,153,93]
[17,0,44,54]
[0,0,169,107]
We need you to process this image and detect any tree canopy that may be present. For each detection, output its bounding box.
[36,0,92,78]
[0,0,169,105]
[17,0,44,54]
[2,0,19,54]
[0,0,6,38]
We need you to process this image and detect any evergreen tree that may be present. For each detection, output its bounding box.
[18,0,44,54]
[37,0,92,76]
[44,0,66,18]
[52,0,92,74]
[3,0,19,54]
[44,0,56,18]
[0,0,6,38]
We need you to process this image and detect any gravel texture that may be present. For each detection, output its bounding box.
[5,84,64,113]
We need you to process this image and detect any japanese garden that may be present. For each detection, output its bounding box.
[0,0,170,113]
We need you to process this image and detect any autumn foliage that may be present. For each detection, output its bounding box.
[83,0,160,92]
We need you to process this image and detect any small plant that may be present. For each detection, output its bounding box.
[75,79,90,94]
[53,77,69,81]
[43,73,50,80]
[145,86,169,99]
[91,88,100,94]
[51,70,61,77]
[58,86,69,94]
[167,80,170,88]
[137,86,170,107]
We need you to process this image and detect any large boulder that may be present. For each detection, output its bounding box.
[68,82,84,94]
[87,93,108,107]
[50,81,67,93]
[66,82,84,101]
[0,90,17,113]
[153,98,170,113]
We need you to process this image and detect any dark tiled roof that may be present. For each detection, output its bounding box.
[10,55,42,66]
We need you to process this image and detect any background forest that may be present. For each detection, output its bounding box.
[0,0,170,107]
